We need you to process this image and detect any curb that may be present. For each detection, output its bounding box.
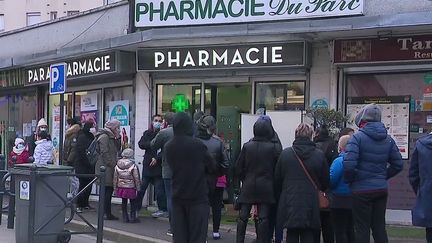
[67,220,170,243]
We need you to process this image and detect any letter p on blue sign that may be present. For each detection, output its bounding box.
[50,63,67,95]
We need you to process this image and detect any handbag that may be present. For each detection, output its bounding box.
[233,188,241,211]
[292,148,329,209]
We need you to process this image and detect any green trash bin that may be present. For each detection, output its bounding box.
[12,164,73,243]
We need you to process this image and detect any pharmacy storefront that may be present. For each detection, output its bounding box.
[24,51,135,163]
[335,34,432,209]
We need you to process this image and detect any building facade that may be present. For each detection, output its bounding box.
[1,0,432,211]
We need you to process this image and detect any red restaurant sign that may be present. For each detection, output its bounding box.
[334,35,432,64]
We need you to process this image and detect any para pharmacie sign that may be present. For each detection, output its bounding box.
[135,0,364,27]
[137,42,310,71]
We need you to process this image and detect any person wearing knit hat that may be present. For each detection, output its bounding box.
[354,103,382,128]
[8,137,30,168]
[114,148,141,223]
[344,103,403,243]
[28,118,50,156]
[95,119,122,220]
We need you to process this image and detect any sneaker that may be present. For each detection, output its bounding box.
[151,210,165,218]
[161,211,169,218]
[166,229,173,237]
[213,232,221,240]
[76,207,83,213]
[84,205,95,211]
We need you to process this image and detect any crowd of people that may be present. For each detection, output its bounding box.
[6,102,432,243]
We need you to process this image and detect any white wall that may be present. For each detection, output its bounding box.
[0,0,107,32]
[134,72,152,167]
[0,2,129,60]
[309,42,335,109]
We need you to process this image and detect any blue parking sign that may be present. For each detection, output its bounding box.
[50,63,67,95]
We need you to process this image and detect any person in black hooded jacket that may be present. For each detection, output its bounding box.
[196,114,229,240]
[235,115,282,243]
[164,112,218,243]
[275,123,329,243]
[71,121,95,210]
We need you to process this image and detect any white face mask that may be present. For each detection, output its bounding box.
[90,128,96,134]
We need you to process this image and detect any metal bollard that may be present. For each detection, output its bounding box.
[7,156,17,229]
[96,166,106,243]
[0,154,5,225]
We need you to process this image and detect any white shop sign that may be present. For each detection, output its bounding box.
[135,0,364,27]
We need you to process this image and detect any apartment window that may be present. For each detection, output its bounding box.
[0,15,4,31]
[50,11,57,20]
[26,12,41,26]
[67,11,79,16]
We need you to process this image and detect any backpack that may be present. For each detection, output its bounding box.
[86,137,100,167]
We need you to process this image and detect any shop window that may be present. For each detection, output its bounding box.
[255,81,305,112]
[50,11,57,20]
[0,14,4,31]
[74,91,101,129]
[26,12,41,26]
[104,86,134,151]
[346,72,430,210]
[156,84,201,117]
[0,93,37,163]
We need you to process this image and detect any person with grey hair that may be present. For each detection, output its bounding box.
[95,119,122,220]
[344,103,403,243]
[274,123,329,243]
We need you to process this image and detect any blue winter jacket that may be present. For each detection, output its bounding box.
[330,153,351,196]
[343,122,403,193]
[409,134,432,227]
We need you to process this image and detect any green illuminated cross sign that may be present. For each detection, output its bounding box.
[171,94,190,112]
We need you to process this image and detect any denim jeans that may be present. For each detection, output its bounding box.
[164,178,173,230]
[134,176,167,212]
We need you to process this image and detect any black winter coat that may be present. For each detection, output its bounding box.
[274,137,329,230]
[165,112,218,204]
[72,129,95,174]
[138,129,162,177]
[236,119,282,204]
[314,135,337,166]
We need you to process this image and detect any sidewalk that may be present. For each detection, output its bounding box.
[66,203,426,243]
[68,203,256,243]
[0,216,114,243]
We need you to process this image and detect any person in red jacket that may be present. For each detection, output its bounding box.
[8,138,30,168]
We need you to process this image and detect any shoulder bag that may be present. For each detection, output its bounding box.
[292,148,329,209]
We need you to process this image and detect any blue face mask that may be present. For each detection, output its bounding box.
[16,144,25,150]
[153,122,161,130]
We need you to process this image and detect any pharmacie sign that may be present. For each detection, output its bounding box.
[25,53,116,85]
[334,35,432,64]
[135,0,364,27]
[137,42,310,71]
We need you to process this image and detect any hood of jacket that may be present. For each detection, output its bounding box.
[253,118,274,141]
[96,128,115,139]
[116,158,135,170]
[418,134,432,149]
[173,112,193,136]
[360,122,388,141]
[65,124,80,138]
[35,139,53,151]
[292,137,316,160]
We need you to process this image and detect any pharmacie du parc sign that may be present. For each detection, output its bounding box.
[135,0,364,27]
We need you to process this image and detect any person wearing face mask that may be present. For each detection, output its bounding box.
[28,118,50,156]
[8,138,30,168]
[133,114,168,220]
[71,121,96,212]
[95,119,122,220]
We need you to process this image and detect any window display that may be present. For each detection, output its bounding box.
[156,84,201,116]
[255,81,305,112]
